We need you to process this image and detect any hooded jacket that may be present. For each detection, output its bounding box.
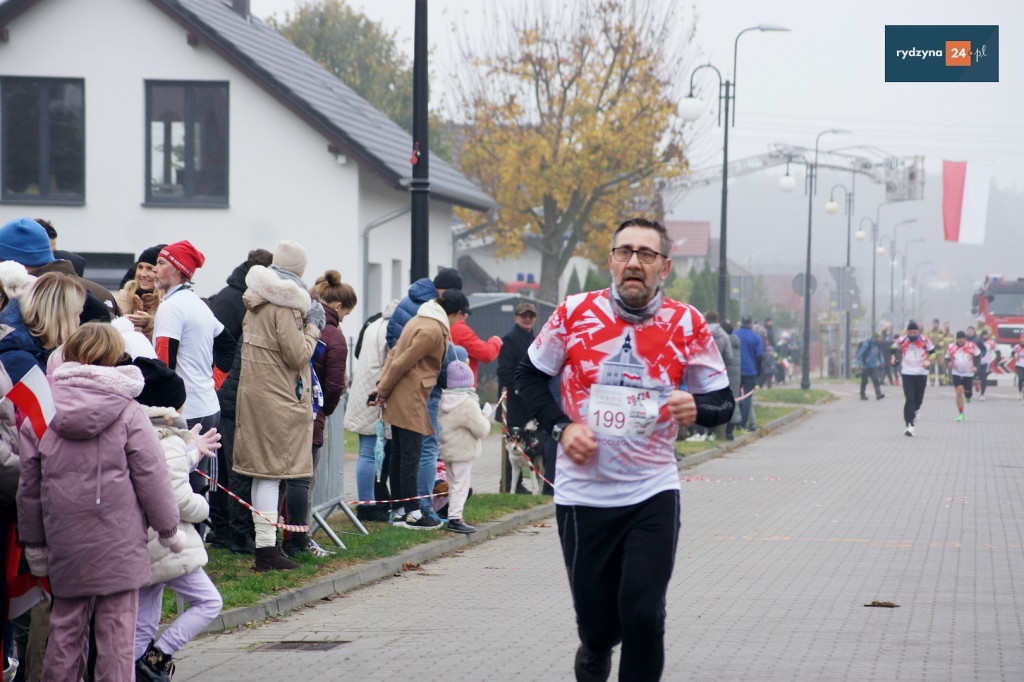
[233,265,320,479]
[386,278,437,349]
[16,362,179,598]
[206,260,253,342]
[344,300,398,436]
[377,300,450,435]
[143,407,209,586]
[438,389,491,463]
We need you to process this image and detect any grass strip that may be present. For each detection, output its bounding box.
[754,387,831,404]
[162,493,550,619]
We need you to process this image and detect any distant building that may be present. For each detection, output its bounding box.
[665,220,710,276]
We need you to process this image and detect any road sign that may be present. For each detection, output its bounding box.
[793,273,817,296]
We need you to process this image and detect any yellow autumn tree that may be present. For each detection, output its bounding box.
[453,0,697,301]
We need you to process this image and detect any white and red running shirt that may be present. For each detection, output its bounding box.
[894,334,935,376]
[946,341,980,377]
[527,290,729,507]
[1012,344,1024,370]
[979,339,997,365]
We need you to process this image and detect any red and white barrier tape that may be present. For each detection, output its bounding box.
[199,469,444,516]
[197,470,309,533]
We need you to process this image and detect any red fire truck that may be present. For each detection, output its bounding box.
[972,275,1024,372]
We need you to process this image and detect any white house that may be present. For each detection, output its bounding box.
[0,0,494,337]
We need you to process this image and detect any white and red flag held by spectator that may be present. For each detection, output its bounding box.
[942,160,991,245]
[5,364,55,439]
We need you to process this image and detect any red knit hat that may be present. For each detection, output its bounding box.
[159,240,205,279]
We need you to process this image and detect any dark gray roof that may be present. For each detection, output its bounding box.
[0,0,494,211]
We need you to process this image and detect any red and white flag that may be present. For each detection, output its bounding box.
[943,160,990,245]
[5,364,55,439]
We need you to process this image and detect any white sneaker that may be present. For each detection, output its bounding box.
[904,424,915,437]
[980,395,985,402]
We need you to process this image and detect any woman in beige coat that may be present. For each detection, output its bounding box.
[232,241,324,571]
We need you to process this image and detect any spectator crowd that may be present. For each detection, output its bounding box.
[0,216,516,681]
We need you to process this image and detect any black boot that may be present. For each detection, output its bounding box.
[254,546,299,572]
[282,533,309,558]
[135,640,174,681]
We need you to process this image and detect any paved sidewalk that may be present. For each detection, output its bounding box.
[176,380,1024,680]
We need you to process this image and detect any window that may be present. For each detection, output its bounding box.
[1,77,85,204]
[145,81,228,206]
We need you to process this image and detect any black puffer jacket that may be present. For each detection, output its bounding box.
[205,261,251,341]
[216,338,244,419]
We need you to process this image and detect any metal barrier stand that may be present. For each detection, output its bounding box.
[310,401,367,548]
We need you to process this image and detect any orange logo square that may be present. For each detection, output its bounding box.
[946,41,971,66]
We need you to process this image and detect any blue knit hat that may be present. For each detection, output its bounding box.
[0,218,55,267]
[447,360,474,389]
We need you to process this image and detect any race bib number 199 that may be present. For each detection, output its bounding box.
[588,384,660,438]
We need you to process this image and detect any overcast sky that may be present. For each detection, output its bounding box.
[250,0,1023,191]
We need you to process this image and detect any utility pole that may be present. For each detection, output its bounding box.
[409,0,429,280]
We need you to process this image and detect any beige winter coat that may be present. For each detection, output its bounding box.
[376,301,450,435]
[438,390,491,463]
[233,266,320,480]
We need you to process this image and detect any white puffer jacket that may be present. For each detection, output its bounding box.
[344,300,398,435]
[438,390,491,463]
[143,407,209,586]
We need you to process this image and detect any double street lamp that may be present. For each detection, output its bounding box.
[824,180,866,378]
[798,129,850,389]
[679,24,789,316]
[912,263,936,318]
[900,238,926,320]
[876,218,917,322]
[908,259,934,320]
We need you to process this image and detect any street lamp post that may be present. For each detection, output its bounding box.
[909,260,934,319]
[867,201,897,333]
[885,218,917,321]
[900,238,926,320]
[876,234,894,321]
[800,129,850,390]
[914,267,937,317]
[824,179,862,378]
[679,24,789,316]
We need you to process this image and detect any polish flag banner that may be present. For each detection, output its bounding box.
[943,160,990,245]
[6,525,51,620]
[5,365,55,439]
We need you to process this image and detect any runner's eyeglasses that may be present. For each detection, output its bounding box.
[610,246,667,265]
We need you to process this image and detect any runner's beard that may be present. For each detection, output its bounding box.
[617,270,655,308]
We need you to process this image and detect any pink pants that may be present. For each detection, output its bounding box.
[43,589,138,682]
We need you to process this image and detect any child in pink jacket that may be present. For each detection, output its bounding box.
[16,323,183,681]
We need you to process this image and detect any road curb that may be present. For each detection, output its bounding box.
[203,501,557,634]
